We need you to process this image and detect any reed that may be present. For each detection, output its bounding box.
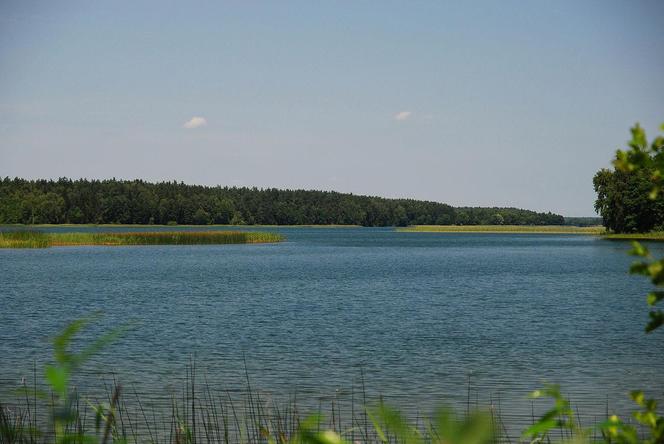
[0,231,50,248]
[603,231,664,241]
[0,231,284,248]
[398,225,605,234]
[0,367,623,444]
[1,317,651,444]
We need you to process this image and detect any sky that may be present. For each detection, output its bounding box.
[1,1,663,216]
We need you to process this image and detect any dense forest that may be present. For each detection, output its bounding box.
[0,177,564,226]
[593,124,664,233]
[562,217,602,227]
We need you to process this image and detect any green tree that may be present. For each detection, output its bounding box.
[211,198,234,224]
[0,177,565,226]
[230,211,246,225]
[392,205,408,226]
[193,208,211,225]
[594,124,664,233]
[490,213,505,225]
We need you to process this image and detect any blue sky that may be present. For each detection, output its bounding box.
[1,1,663,216]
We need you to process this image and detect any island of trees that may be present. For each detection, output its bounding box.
[0,177,565,226]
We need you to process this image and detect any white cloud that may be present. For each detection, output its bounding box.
[394,111,412,121]
[183,116,207,129]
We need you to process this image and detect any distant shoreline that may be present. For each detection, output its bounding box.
[603,232,664,241]
[397,225,605,234]
[4,223,664,241]
[399,225,664,241]
[0,223,361,228]
[0,223,599,233]
[0,178,566,226]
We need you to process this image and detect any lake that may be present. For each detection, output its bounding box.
[1,227,662,435]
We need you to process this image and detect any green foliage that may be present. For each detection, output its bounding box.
[288,403,495,444]
[628,241,664,332]
[291,415,348,444]
[594,123,664,233]
[593,167,663,233]
[367,403,494,444]
[490,213,505,225]
[19,314,132,444]
[589,121,664,444]
[604,121,664,332]
[0,177,564,226]
[563,217,603,227]
[600,391,664,444]
[523,385,588,443]
[193,208,211,225]
[453,207,563,226]
[524,385,664,444]
[368,403,422,444]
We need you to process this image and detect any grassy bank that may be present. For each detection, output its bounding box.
[397,225,605,234]
[603,231,664,241]
[0,230,284,248]
[398,225,664,241]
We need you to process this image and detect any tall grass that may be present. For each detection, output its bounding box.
[0,367,532,444]
[603,231,664,241]
[0,231,49,248]
[0,231,284,248]
[1,316,658,444]
[0,366,641,444]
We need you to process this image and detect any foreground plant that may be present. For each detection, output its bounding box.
[1,312,661,443]
[627,242,664,333]
[612,123,664,332]
[2,314,130,444]
[599,391,664,444]
[523,385,589,444]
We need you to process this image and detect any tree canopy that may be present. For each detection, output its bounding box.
[0,178,564,226]
[593,124,664,233]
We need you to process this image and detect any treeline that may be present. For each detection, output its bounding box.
[0,177,564,226]
[593,124,664,233]
[562,217,602,227]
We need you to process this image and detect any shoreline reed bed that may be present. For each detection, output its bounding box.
[1,367,622,444]
[398,225,606,234]
[603,231,664,241]
[1,309,654,444]
[0,231,49,248]
[0,231,284,248]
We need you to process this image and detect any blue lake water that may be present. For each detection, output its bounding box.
[1,227,662,431]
